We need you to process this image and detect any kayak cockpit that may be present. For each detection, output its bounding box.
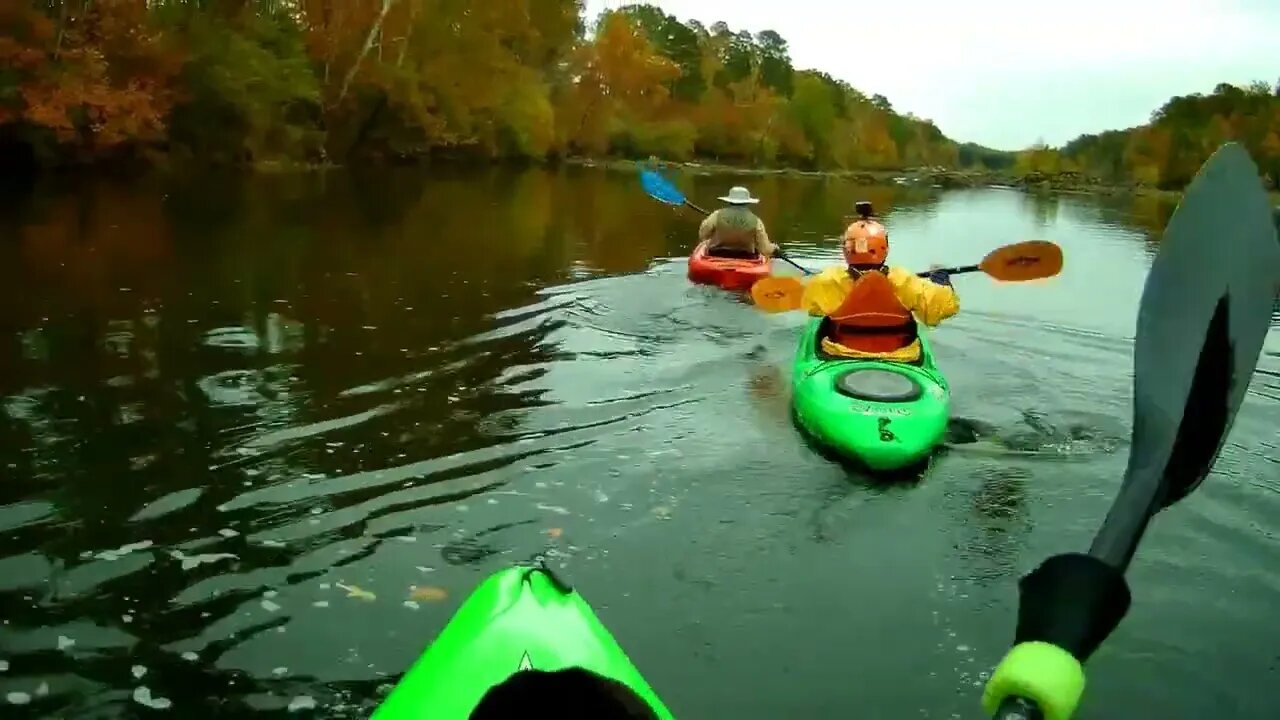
[472,667,659,719]
[704,246,761,260]
[835,368,923,403]
[814,317,924,366]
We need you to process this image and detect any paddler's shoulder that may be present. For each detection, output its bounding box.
[883,265,918,285]
[884,265,912,279]
[813,265,849,282]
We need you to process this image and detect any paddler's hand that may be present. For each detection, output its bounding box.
[926,264,952,286]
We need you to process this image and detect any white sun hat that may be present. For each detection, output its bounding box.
[717,186,760,204]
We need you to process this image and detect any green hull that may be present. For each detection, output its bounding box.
[791,317,950,471]
[372,565,674,720]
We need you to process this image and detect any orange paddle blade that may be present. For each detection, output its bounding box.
[977,240,1064,282]
[750,276,806,312]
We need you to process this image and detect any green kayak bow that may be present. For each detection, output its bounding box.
[372,562,673,720]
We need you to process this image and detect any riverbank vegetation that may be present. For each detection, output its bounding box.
[1014,81,1280,192]
[1,2,1275,196]
[0,0,970,172]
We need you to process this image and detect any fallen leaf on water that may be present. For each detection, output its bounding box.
[546,527,563,539]
[409,585,448,602]
[336,582,376,601]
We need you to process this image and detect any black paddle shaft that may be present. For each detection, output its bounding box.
[915,263,979,278]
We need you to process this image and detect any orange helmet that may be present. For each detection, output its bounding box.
[843,219,889,266]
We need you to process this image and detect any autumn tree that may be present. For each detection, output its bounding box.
[0,1,180,165]
[784,71,837,166]
[755,30,793,97]
[3,0,981,172]
[165,9,323,163]
[616,4,703,103]
[559,10,684,157]
[1014,141,1065,175]
[1060,80,1280,189]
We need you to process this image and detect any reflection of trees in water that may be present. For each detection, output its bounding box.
[1021,192,1060,229]
[2,166,1196,711]
[0,184,585,716]
[0,169,582,703]
[565,167,686,272]
[1127,193,1177,243]
[0,165,597,481]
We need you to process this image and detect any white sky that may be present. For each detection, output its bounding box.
[584,0,1280,150]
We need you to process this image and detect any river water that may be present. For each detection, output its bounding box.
[0,166,1276,719]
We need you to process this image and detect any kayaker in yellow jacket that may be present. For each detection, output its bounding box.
[697,186,778,258]
[801,204,958,363]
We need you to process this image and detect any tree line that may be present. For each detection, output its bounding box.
[1014,81,1280,190]
[2,1,1274,189]
[0,1,970,171]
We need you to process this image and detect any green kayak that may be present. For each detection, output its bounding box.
[791,317,950,471]
[372,564,674,720]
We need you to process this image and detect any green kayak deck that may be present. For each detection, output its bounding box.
[791,317,950,471]
[372,565,673,719]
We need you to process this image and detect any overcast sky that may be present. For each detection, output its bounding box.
[584,0,1279,150]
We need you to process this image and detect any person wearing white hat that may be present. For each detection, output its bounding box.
[697,185,778,258]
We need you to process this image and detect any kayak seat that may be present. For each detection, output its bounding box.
[815,318,923,366]
[472,667,659,719]
[835,368,922,403]
[706,246,761,260]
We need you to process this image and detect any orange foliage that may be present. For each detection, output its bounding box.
[556,11,683,155]
[0,2,973,169]
[1,3,180,158]
[18,182,175,309]
[591,12,680,114]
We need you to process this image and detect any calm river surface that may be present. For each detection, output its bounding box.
[1,166,1277,719]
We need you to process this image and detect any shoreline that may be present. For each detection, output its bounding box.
[561,157,1202,200]
[7,152,1273,203]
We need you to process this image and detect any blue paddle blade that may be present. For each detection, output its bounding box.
[640,168,687,206]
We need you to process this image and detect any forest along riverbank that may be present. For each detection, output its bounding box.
[4,4,1277,206]
[0,166,1276,718]
[565,157,1230,197]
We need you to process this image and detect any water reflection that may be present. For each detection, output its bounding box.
[1020,192,1061,230]
[0,168,1274,718]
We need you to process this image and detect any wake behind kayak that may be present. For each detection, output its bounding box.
[372,564,674,719]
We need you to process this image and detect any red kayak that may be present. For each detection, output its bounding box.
[686,242,770,291]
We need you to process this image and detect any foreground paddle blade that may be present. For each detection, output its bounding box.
[750,276,805,312]
[982,142,1280,720]
[639,168,687,206]
[978,240,1064,282]
[1093,141,1280,566]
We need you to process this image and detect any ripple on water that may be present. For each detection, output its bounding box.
[0,259,749,714]
[0,180,1275,719]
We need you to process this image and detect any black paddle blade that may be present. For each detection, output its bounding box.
[1132,143,1278,505]
[1091,142,1280,568]
[1159,297,1232,506]
[987,144,1278,720]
